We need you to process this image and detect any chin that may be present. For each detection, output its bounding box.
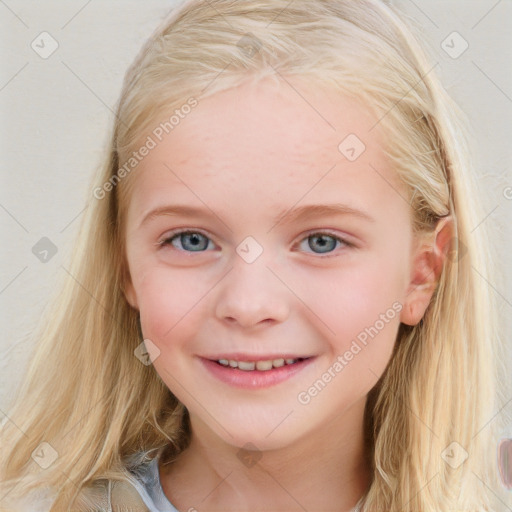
[195,413,301,452]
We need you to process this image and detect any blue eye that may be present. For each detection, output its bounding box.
[159,230,350,255]
[298,233,348,254]
[160,231,214,252]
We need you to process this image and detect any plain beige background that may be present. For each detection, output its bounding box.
[1,1,511,421]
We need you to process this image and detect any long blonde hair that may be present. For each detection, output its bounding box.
[1,1,509,510]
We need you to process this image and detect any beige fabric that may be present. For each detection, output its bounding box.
[73,478,150,512]
[111,480,151,512]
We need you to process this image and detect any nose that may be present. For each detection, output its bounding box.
[214,254,290,329]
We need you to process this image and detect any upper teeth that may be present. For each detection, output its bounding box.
[217,358,299,371]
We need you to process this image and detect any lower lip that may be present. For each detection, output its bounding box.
[200,358,315,389]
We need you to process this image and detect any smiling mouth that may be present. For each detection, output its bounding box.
[214,358,308,371]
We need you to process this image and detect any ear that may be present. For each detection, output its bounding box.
[400,215,454,326]
[121,274,139,311]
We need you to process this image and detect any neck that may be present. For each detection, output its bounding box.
[160,397,370,512]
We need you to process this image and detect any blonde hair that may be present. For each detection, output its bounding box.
[1,1,509,510]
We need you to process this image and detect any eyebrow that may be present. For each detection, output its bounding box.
[139,203,375,228]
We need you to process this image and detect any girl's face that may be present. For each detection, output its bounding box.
[123,77,430,450]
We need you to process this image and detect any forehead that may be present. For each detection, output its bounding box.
[125,76,407,223]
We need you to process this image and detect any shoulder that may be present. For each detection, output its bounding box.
[0,486,55,512]
[1,472,151,512]
[74,477,151,512]
[111,478,151,511]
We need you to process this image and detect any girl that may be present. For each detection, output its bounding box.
[1,0,510,510]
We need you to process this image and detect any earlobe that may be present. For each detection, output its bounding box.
[122,280,139,310]
[401,300,423,327]
[400,215,454,326]
[120,260,139,310]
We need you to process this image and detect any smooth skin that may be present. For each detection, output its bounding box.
[123,76,452,511]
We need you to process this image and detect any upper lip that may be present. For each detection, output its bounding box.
[202,354,313,361]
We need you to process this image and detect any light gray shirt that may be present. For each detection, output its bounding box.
[12,450,363,512]
[127,451,180,512]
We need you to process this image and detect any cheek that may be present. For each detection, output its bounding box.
[334,261,406,380]
[304,272,401,409]
[294,259,405,342]
[293,259,404,396]
[135,267,207,350]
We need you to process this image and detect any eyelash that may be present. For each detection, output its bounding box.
[157,229,354,256]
